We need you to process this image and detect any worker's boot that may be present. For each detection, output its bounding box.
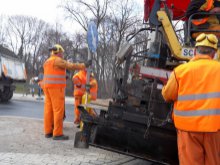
[53,135,69,140]
[45,133,53,138]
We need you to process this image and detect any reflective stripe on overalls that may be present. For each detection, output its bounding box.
[175,92,220,116]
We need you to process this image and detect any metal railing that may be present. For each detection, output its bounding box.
[187,12,220,45]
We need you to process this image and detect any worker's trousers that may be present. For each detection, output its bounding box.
[74,95,82,122]
[44,88,65,136]
[177,129,220,165]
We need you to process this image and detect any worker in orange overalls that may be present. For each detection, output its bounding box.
[162,33,220,165]
[72,69,87,125]
[72,69,98,125]
[43,44,91,140]
[186,0,220,38]
[86,73,98,117]
[89,73,98,101]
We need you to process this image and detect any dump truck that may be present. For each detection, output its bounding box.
[74,0,220,164]
[0,45,26,102]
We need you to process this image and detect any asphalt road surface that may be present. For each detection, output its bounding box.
[0,99,75,122]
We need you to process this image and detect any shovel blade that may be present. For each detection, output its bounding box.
[74,131,89,149]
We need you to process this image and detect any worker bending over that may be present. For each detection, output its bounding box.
[43,44,91,140]
[72,69,98,125]
[89,73,98,101]
[162,33,220,165]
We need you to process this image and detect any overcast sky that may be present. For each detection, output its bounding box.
[0,0,143,34]
[0,0,62,23]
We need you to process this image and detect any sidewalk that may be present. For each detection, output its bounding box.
[1,93,151,165]
[0,117,148,165]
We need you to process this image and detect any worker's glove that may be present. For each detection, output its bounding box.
[85,84,91,91]
[85,60,92,67]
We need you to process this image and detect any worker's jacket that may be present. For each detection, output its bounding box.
[72,70,87,96]
[90,77,98,100]
[187,0,220,26]
[43,56,66,88]
[173,55,220,132]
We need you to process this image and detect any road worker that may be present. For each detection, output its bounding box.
[72,70,98,125]
[85,73,98,117]
[72,69,87,125]
[162,33,220,165]
[43,44,91,140]
[89,73,98,101]
[37,70,44,97]
[29,77,35,97]
[186,0,220,38]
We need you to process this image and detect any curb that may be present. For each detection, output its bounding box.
[12,93,74,105]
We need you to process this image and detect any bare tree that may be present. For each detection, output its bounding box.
[5,15,50,76]
[61,0,142,98]
[61,0,111,97]
[0,15,7,45]
[61,0,110,31]
[36,26,73,65]
[100,0,142,97]
[110,0,141,51]
[30,20,49,75]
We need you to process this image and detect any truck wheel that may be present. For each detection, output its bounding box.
[7,90,13,100]
[0,86,13,102]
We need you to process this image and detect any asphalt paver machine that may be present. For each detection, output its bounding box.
[74,0,220,164]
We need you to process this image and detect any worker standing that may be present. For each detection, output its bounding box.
[29,77,35,97]
[37,69,44,98]
[43,44,91,140]
[162,33,220,165]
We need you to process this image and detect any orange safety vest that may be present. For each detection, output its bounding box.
[90,78,98,100]
[72,70,87,96]
[192,0,214,26]
[173,57,220,132]
[43,56,66,88]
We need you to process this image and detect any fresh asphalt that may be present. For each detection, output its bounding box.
[0,99,75,122]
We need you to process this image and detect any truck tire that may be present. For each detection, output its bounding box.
[0,86,13,102]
